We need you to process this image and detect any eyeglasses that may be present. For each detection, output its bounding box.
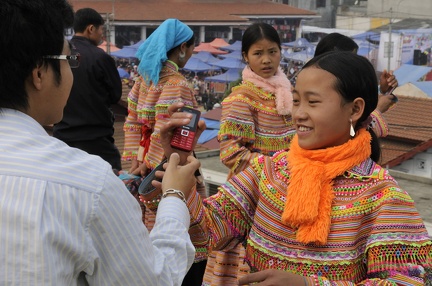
[43,54,80,68]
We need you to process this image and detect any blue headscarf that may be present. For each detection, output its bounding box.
[136,18,193,85]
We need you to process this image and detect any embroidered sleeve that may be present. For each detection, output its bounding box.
[196,155,265,253]
[305,183,432,285]
[122,77,143,161]
[218,94,259,177]
[369,109,389,138]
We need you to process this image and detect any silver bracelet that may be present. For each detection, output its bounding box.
[162,189,187,204]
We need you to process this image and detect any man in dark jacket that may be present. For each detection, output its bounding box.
[54,8,122,170]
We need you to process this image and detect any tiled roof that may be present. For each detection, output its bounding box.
[68,0,316,22]
[379,95,432,167]
[201,107,221,121]
[384,95,432,142]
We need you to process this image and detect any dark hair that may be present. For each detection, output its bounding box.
[303,51,381,162]
[73,8,104,33]
[0,0,74,111]
[241,22,281,55]
[167,34,196,58]
[314,33,359,57]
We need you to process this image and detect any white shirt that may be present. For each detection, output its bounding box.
[0,109,194,285]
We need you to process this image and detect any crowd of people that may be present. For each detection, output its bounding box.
[0,1,431,285]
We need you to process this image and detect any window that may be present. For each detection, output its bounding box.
[316,0,326,8]
[416,159,426,170]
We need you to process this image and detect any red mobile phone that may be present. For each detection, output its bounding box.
[170,107,201,152]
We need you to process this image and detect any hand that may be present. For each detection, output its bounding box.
[238,269,306,286]
[376,93,396,113]
[162,153,200,199]
[159,102,206,165]
[379,69,398,94]
[129,159,148,177]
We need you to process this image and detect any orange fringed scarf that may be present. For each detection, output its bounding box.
[282,129,372,245]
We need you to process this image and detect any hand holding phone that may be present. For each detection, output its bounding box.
[170,107,201,152]
[138,158,167,199]
[385,86,398,103]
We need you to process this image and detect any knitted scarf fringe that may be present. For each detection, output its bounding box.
[283,129,372,245]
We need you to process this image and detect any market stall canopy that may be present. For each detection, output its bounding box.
[192,51,220,64]
[219,50,242,60]
[111,46,137,58]
[111,39,144,59]
[194,42,228,55]
[211,57,245,69]
[283,49,312,63]
[209,38,229,48]
[282,38,314,48]
[411,82,432,97]
[204,68,242,83]
[117,67,130,79]
[351,31,381,42]
[98,41,120,53]
[220,40,242,51]
[393,64,432,86]
[182,57,221,73]
[283,45,315,57]
[355,40,378,57]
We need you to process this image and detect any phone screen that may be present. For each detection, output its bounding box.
[186,113,198,128]
[170,107,201,152]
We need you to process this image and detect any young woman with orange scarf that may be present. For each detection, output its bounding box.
[176,51,432,285]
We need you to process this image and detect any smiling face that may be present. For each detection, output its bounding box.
[292,66,354,150]
[243,38,281,79]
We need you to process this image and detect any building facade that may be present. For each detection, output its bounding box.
[68,0,318,49]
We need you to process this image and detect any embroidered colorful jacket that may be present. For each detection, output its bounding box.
[122,61,197,167]
[194,152,432,284]
[122,62,207,262]
[370,109,389,137]
[218,80,296,179]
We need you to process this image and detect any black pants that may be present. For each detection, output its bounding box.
[66,137,122,170]
[182,260,207,286]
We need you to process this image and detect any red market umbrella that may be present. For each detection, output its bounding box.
[194,43,227,55]
[209,38,229,48]
[98,40,120,53]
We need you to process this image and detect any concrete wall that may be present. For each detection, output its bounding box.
[367,0,432,20]
[391,147,432,179]
[336,15,374,30]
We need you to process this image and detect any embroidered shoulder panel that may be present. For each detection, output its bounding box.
[211,152,432,282]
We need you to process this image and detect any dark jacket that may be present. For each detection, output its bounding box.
[53,36,122,142]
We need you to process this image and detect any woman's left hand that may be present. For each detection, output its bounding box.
[238,269,306,286]
[379,69,398,94]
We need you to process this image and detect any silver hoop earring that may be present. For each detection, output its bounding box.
[350,119,355,137]
[179,51,186,61]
